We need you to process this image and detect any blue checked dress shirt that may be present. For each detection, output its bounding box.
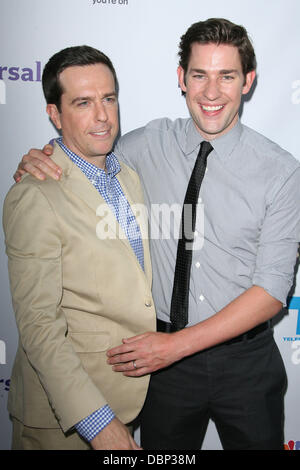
[57,138,144,442]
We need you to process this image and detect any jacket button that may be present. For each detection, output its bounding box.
[145,300,152,307]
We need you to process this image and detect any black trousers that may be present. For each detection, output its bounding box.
[140,330,286,450]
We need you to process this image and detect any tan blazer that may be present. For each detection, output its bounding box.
[3,143,156,433]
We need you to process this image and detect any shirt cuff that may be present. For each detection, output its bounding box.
[252,274,292,306]
[75,404,115,442]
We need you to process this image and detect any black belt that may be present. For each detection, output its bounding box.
[156,319,270,345]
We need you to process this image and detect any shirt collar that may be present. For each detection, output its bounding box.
[211,119,243,161]
[56,137,121,178]
[184,118,243,160]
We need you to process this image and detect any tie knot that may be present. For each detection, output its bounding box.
[200,140,213,155]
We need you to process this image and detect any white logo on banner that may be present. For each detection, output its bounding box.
[291,80,300,104]
[291,342,300,365]
[0,81,6,104]
[0,340,6,365]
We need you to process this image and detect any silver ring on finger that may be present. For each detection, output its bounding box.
[133,360,138,369]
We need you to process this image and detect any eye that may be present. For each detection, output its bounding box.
[221,75,235,81]
[77,101,89,107]
[193,74,206,80]
[103,96,117,104]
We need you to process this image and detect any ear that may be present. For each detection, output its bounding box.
[46,104,62,130]
[177,66,187,94]
[242,70,256,95]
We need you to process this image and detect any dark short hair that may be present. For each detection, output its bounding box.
[42,45,118,111]
[178,18,256,78]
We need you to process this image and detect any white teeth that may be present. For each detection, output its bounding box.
[92,131,108,135]
[202,105,223,111]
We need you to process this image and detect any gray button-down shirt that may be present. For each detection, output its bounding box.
[115,118,300,326]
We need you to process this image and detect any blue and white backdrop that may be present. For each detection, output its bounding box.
[0,0,299,451]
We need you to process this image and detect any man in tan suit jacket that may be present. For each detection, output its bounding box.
[3,46,156,450]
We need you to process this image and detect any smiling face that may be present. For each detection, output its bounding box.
[47,63,119,168]
[177,42,256,141]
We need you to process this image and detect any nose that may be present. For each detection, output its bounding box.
[203,78,221,101]
[95,101,108,122]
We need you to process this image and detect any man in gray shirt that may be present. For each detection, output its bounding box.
[15,19,300,449]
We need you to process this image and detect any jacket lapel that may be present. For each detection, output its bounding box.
[52,144,151,281]
[118,162,152,284]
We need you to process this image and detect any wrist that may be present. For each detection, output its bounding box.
[75,405,115,442]
[171,324,202,360]
[169,328,194,361]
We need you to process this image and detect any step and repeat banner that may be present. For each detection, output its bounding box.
[0,0,299,451]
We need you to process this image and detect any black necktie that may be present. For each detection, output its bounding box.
[170,141,213,331]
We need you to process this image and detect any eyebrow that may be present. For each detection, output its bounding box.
[71,91,117,105]
[219,69,239,75]
[189,68,239,75]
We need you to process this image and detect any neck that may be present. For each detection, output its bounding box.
[82,155,107,170]
[60,138,107,169]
